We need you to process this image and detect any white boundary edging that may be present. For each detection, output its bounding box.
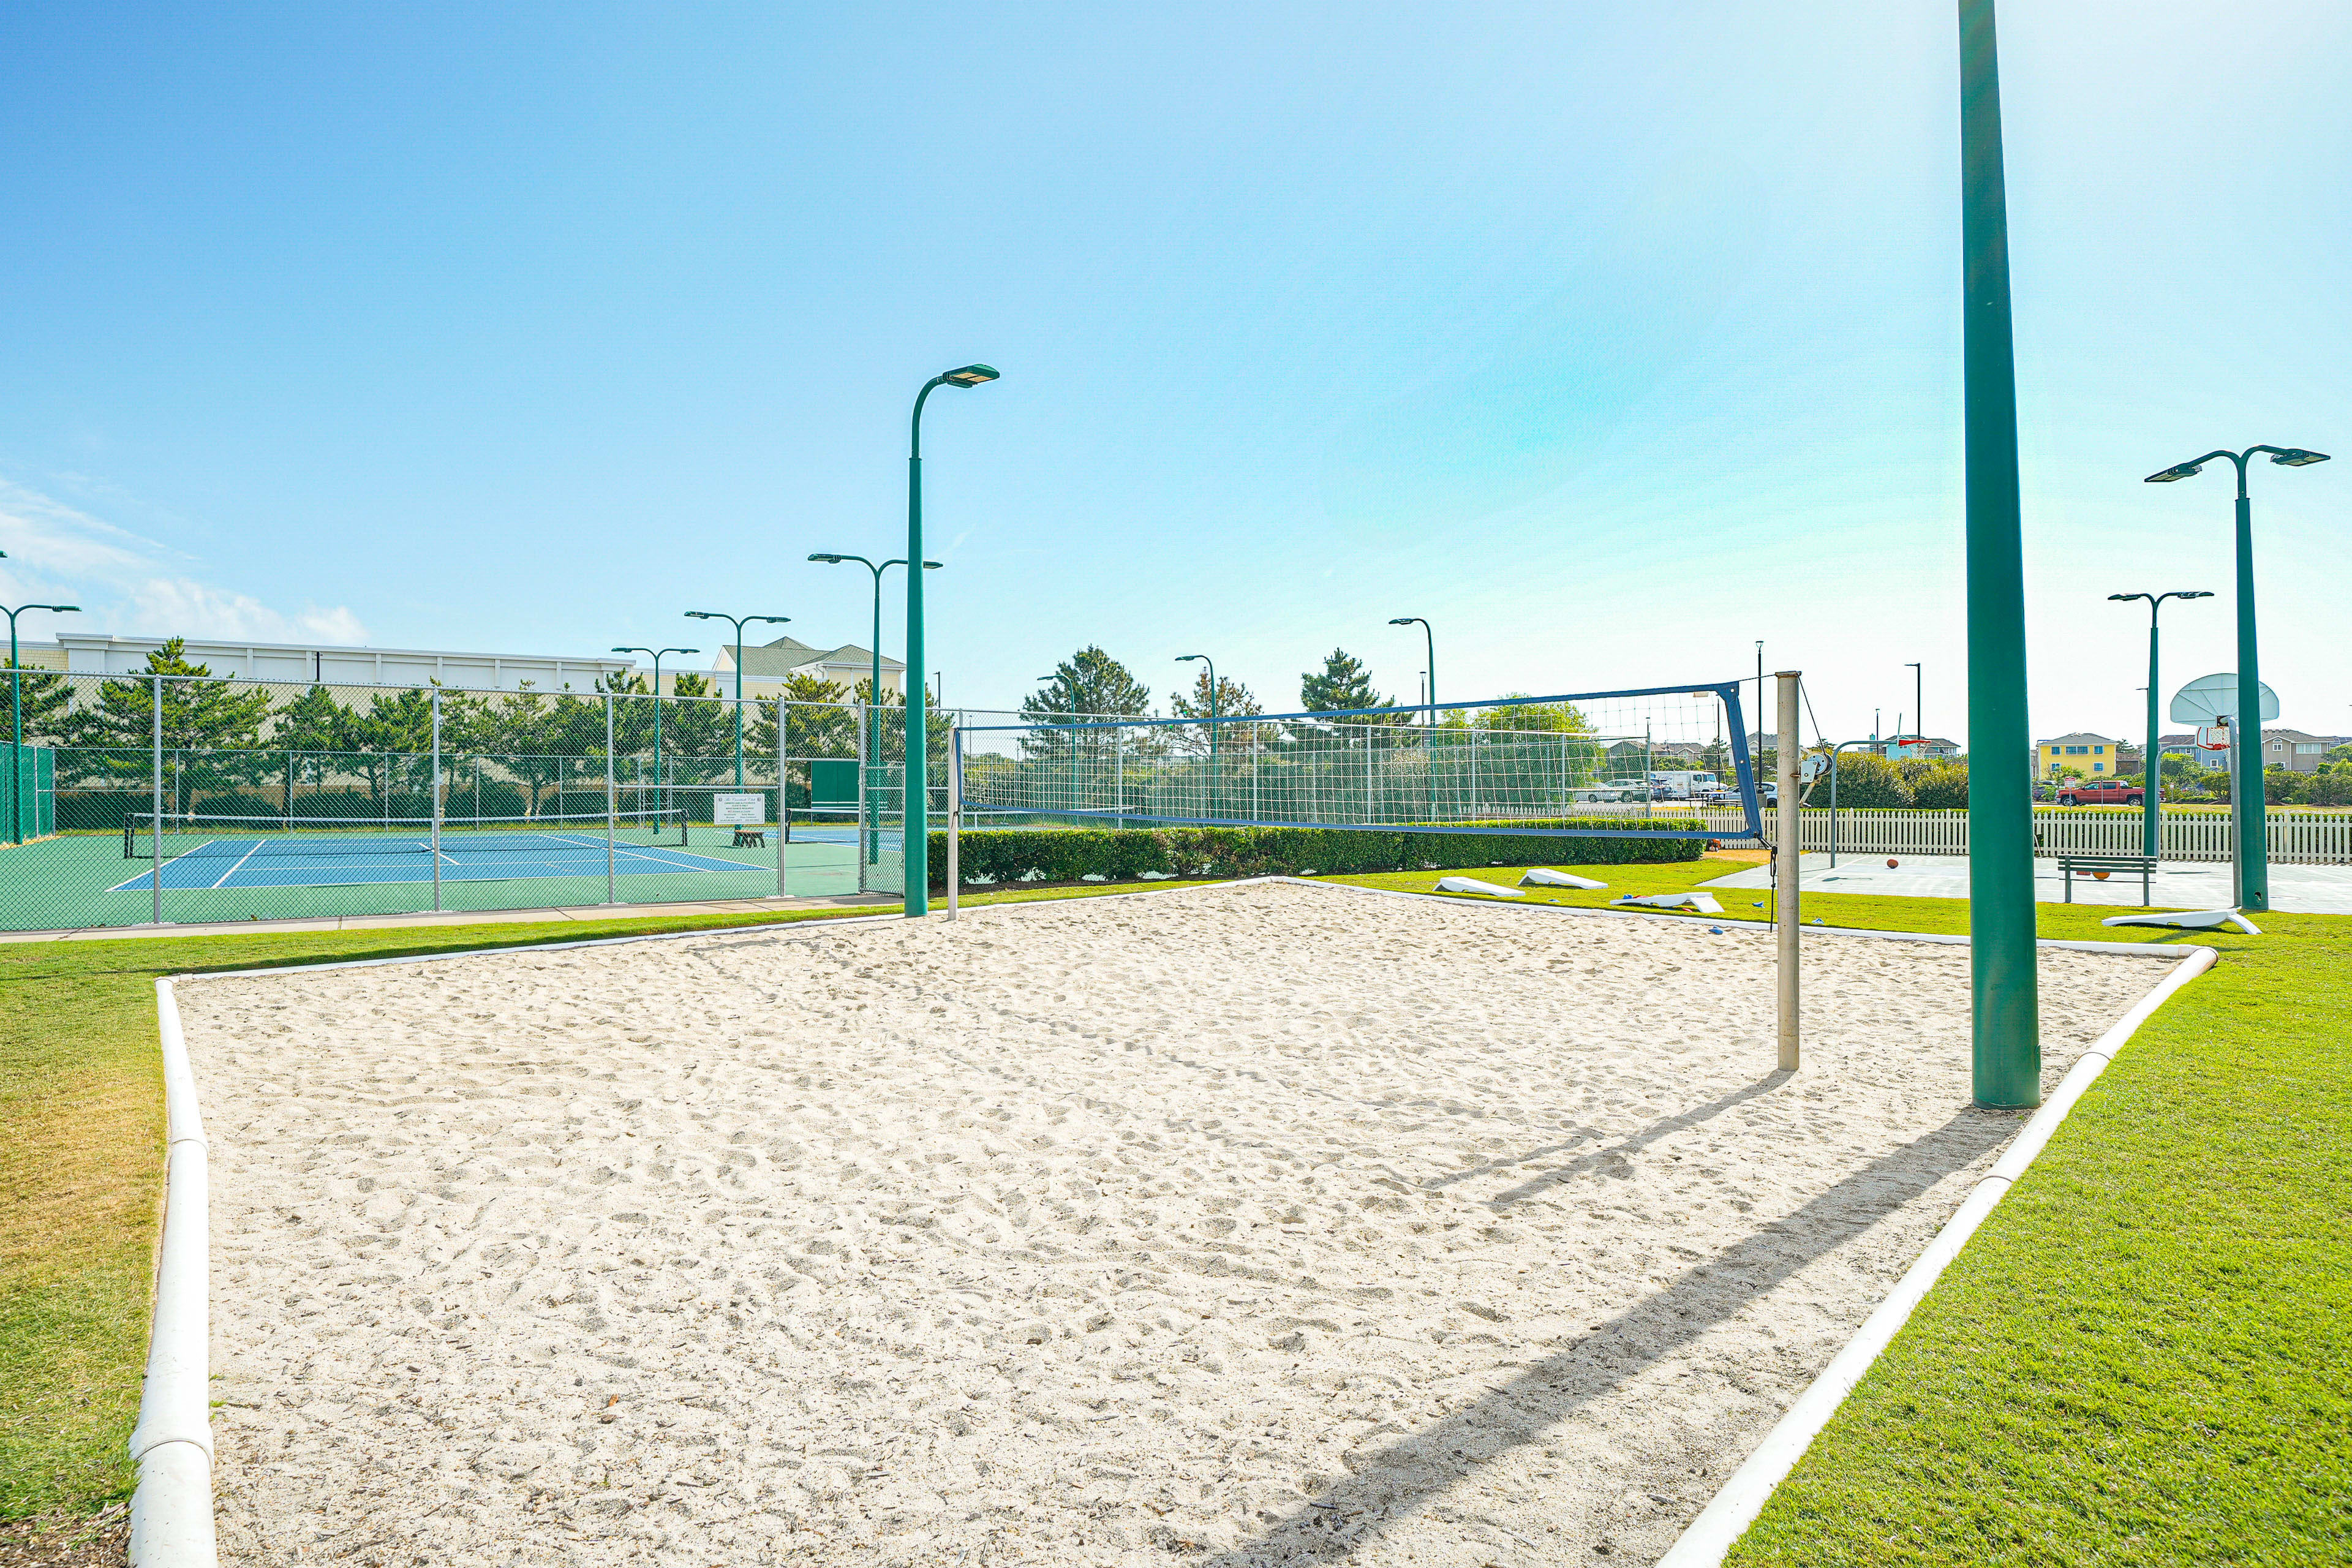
[1651,942,2221,1567]
[128,979,219,1567]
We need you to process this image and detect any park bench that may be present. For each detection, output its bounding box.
[732,826,767,848]
[2056,852,2156,906]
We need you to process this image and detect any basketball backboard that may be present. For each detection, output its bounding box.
[2169,673,2280,726]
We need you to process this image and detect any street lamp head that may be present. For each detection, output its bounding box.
[808,553,845,564]
[1388,617,1418,626]
[1176,654,1204,662]
[2106,593,2143,603]
[2269,448,2331,467]
[941,364,998,388]
[2143,462,2204,483]
[684,611,715,620]
[922,560,943,570]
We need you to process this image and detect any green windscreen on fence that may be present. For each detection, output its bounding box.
[3,742,55,841]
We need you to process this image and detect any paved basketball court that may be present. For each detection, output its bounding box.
[1701,853,2352,916]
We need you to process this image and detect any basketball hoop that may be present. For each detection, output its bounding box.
[2195,725,2230,752]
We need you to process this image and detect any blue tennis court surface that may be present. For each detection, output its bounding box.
[110,832,764,891]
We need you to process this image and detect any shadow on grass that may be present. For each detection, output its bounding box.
[1192,1107,2018,1567]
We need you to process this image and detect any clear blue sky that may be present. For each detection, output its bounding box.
[2,2,2344,746]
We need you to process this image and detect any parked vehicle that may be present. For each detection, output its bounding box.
[1646,770,1719,801]
[2053,780,2144,806]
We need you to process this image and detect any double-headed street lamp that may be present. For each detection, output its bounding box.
[2105,592,2211,859]
[809,553,940,864]
[684,611,790,789]
[1,572,80,843]
[1387,617,1434,726]
[903,363,998,917]
[611,646,698,824]
[2144,443,2330,912]
[1176,654,1217,815]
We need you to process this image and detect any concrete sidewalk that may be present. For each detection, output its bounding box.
[0,891,897,944]
[1700,853,2352,916]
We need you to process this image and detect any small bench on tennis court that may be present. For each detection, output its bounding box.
[2055,853,2157,905]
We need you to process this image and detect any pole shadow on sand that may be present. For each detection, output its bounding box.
[1188,1106,2019,1566]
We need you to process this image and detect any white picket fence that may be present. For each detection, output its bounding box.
[1693,809,2352,865]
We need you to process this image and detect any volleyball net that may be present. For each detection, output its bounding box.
[954,680,1762,841]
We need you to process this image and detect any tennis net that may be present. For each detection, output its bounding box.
[123,808,689,859]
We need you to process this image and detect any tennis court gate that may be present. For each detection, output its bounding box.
[0,668,908,932]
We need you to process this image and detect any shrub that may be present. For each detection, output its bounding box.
[1910,764,1969,810]
[926,818,1706,888]
[1828,754,1915,809]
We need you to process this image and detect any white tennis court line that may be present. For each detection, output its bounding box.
[206,841,268,890]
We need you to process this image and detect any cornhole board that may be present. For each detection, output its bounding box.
[2101,908,2261,935]
[1436,876,1524,898]
[1521,867,1607,890]
[1614,892,1724,914]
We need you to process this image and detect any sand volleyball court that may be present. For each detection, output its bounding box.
[178,880,2172,1566]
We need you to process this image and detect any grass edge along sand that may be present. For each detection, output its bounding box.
[7,859,2344,1565]
[1335,856,2351,1566]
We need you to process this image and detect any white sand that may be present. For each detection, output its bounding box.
[180,880,2174,1567]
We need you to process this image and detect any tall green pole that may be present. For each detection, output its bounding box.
[907,386,936,915]
[7,608,19,846]
[903,364,997,917]
[2,597,80,843]
[2143,609,2161,859]
[1959,0,2040,1107]
[2230,466,2269,913]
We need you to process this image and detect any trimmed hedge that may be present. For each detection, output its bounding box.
[927,818,1706,888]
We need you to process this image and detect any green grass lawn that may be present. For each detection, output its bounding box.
[6,859,2344,1564]
[1329,855,2351,1566]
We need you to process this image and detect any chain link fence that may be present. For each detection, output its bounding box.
[0,668,929,931]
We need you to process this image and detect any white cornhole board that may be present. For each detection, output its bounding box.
[712,792,769,826]
[1436,876,1524,898]
[1521,867,1607,889]
[2101,908,2261,935]
[1614,892,1724,914]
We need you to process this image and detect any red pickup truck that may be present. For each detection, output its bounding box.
[2053,781,2145,805]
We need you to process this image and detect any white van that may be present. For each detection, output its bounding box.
[1647,771,1718,801]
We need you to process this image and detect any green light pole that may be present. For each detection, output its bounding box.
[1176,654,1217,816]
[2104,592,2211,859]
[904,364,999,917]
[1959,0,2039,1107]
[1,580,80,844]
[611,645,698,826]
[684,611,789,789]
[2143,445,2329,913]
[810,552,940,864]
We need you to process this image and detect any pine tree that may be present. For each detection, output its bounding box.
[1299,649,1401,719]
[1169,671,1264,754]
[1,661,72,742]
[1020,647,1152,760]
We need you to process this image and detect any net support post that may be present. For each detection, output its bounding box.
[946,725,962,920]
[1776,671,1801,1071]
[151,674,164,925]
[604,694,617,905]
[430,688,443,913]
[790,705,799,902]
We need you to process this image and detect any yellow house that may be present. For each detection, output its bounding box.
[2037,732,2123,776]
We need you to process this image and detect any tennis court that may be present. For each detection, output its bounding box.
[108,825,760,892]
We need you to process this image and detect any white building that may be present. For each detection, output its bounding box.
[712,635,906,699]
[48,634,637,693]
